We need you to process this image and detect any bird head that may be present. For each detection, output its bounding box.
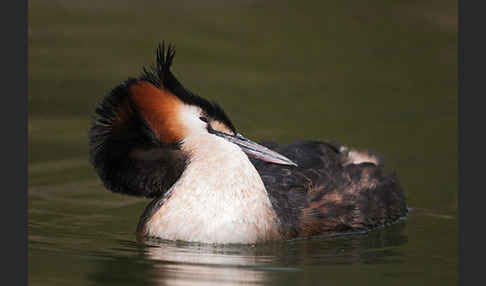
[89,42,296,197]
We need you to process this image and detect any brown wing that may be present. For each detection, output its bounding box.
[250,141,408,239]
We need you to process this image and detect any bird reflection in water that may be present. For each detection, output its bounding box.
[136,221,407,286]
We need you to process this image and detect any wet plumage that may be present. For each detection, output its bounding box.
[89,42,407,244]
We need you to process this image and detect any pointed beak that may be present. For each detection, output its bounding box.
[209,129,298,167]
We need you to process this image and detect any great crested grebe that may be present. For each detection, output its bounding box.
[89,42,407,244]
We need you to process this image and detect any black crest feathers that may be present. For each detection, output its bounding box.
[140,41,176,89]
[141,42,236,133]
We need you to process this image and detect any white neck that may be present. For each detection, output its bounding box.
[142,134,281,244]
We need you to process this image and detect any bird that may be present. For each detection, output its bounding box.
[89,42,408,244]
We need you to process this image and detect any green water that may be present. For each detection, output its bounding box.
[29,0,457,285]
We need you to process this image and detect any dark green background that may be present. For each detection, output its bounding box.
[29,0,457,285]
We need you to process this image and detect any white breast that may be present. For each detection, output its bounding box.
[141,134,281,244]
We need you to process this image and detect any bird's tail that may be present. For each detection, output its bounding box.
[339,146,381,166]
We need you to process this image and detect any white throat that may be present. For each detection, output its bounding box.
[142,133,281,244]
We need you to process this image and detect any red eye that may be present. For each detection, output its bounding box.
[199,116,208,123]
